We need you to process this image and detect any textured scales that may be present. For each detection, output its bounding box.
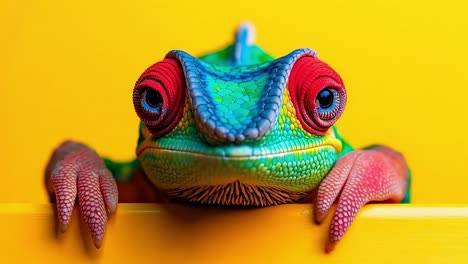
[165,48,317,143]
[314,146,408,252]
[45,24,410,252]
[136,47,347,201]
[137,86,342,198]
[47,141,118,248]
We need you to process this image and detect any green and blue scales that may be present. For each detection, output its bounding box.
[127,26,356,206]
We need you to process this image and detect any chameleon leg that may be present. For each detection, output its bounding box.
[47,141,118,248]
[314,146,408,252]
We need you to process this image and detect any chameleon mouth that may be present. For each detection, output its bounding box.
[138,144,338,203]
[137,132,341,203]
[137,143,338,158]
[136,137,342,158]
[164,180,309,207]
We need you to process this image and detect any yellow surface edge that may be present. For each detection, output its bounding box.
[1,203,467,263]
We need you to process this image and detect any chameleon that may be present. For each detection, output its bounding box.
[45,23,410,252]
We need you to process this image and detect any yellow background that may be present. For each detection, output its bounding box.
[2,0,468,203]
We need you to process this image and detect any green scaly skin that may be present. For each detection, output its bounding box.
[133,43,353,201]
[136,97,351,195]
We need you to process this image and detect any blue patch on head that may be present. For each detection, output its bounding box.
[165,48,318,144]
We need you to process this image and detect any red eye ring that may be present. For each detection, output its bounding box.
[133,58,186,137]
[288,56,347,135]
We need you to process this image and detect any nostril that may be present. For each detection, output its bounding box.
[235,134,245,143]
[214,126,228,139]
[256,118,272,136]
[243,128,260,139]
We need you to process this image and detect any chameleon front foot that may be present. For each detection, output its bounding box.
[314,146,409,252]
[46,141,118,248]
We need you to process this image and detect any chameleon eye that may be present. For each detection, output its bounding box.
[317,88,334,109]
[133,58,186,137]
[316,87,343,121]
[144,88,163,110]
[288,56,347,135]
[137,88,163,119]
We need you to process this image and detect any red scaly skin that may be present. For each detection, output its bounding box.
[133,58,186,137]
[45,59,186,247]
[287,56,408,252]
[47,141,118,248]
[288,56,347,136]
[314,146,408,252]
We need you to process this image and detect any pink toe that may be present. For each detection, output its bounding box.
[50,162,78,232]
[77,169,107,246]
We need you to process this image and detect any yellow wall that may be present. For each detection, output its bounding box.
[2,0,468,203]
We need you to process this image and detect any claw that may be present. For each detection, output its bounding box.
[316,146,408,252]
[325,240,337,253]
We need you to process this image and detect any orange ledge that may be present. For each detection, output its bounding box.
[1,204,467,263]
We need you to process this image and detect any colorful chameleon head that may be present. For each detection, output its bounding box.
[132,26,347,206]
